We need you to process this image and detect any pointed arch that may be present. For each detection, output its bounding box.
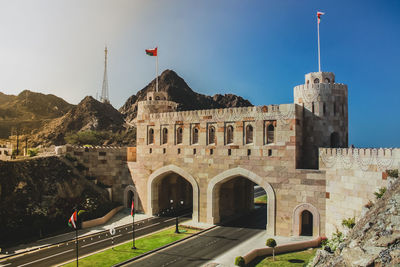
[147,165,199,222]
[123,185,139,209]
[292,203,320,237]
[207,167,276,235]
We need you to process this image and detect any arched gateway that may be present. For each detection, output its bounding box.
[207,167,276,235]
[147,165,199,222]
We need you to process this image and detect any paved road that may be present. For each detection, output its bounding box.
[254,186,266,198]
[0,214,189,267]
[125,205,267,267]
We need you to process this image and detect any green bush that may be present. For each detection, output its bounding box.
[374,187,387,199]
[324,230,344,252]
[234,256,245,267]
[386,169,399,178]
[266,238,277,248]
[342,217,356,229]
[27,148,39,157]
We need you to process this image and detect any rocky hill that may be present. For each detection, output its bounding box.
[0,90,74,138]
[312,178,400,266]
[0,156,114,247]
[119,69,252,122]
[30,96,125,146]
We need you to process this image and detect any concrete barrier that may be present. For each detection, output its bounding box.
[243,236,322,264]
[81,206,124,229]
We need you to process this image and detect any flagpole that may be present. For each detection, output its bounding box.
[75,209,79,267]
[317,16,321,72]
[156,50,159,92]
[131,201,136,249]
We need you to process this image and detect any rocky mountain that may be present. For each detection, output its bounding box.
[30,96,125,146]
[0,156,114,248]
[119,69,252,122]
[0,90,74,138]
[313,178,400,266]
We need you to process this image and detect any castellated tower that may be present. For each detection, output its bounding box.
[294,72,348,169]
[136,91,178,121]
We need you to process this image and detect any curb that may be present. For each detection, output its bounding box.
[112,225,218,267]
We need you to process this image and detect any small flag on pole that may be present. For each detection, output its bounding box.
[131,200,135,217]
[145,47,157,56]
[317,11,325,24]
[68,211,77,229]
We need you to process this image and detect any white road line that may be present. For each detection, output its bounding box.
[128,222,162,233]
[81,234,122,248]
[0,263,12,267]
[18,249,74,267]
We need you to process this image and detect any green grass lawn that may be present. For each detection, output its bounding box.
[254,194,268,204]
[254,248,317,267]
[63,226,199,267]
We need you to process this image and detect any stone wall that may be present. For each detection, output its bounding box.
[0,144,12,161]
[319,147,400,236]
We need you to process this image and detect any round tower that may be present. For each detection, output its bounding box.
[294,72,348,168]
[136,91,178,121]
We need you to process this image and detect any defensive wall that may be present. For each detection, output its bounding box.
[320,147,400,235]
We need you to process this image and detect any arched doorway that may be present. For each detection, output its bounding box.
[207,167,276,235]
[300,210,313,236]
[147,165,199,222]
[123,185,139,210]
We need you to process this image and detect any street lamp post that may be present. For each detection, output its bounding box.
[175,200,183,234]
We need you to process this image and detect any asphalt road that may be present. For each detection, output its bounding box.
[254,186,266,198]
[125,205,267,267]
[0,214,189,267]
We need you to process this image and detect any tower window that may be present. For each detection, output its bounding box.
[323,102,326,115]
[156,96,160,100]
[226,125,234,144]
[228,149,232,156]
[176,127,183,144]
[334,102,337,116]
[325,78,330,83]
[245,124,253,144]
[148,128,154,144]
[314,78,320,83]
[342,104,344,115]
[162,128,168,144]
[163,148,166,154]
[192,127,199,144]
[312,102,315,114]
[267,124,275,144]
[268,149,272,156]
[177,148,181,154]
[247,149,251,156]
[208,126,215,144]
[210,149,213,155]
[193,148,196,155]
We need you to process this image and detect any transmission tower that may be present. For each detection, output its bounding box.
[100,46,110,104]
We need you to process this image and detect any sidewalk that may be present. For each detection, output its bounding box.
[202,231,313,267]
[0,208,151,258]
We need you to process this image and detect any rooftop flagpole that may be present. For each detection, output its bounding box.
[317,12,325,72]
[156,47,159,92]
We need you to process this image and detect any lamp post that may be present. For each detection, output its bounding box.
[175,200,183,234]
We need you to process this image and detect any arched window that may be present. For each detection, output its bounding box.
[162,128,168,144]
[300,210,313,236]
[208,126,215,144]
[330,132,340,148]
[148,128,154,144]
[176,127,183,144]
[267,124,275,144]
[325,78,330,83]
[245,125,253,144]
[226,125,234,144]
[156,96,160,100]
[192,127,199,144]
[149,97,152,100]
[314,78,319,84]
[323,102,326,115]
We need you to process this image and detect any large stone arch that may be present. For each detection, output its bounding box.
[123,185,139,209]
[207,167,276,235]
[292,203,320,237]
[147,165,199,222]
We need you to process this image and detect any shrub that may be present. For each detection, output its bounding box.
[27,148,39,157]
[266,238,277,261]
[386,169,399,178]
[65,153,77,162]
[234,256,245,266]
[324,230,344,252]
[374,187,387,199]
[342,217,356,229]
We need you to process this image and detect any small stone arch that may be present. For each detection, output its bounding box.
[207,167,276,235]
[123,185,139,210]
[292,203,320,237]
[147,165,199,222]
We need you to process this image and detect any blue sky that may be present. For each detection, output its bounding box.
[0,0,399,147]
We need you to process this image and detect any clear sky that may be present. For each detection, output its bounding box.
[0,0,399,147]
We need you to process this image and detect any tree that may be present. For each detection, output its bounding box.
[234,256,245,266]
[266,238,277,261]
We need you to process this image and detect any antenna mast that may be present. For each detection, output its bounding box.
[100,46,110,104]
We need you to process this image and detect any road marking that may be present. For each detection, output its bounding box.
[18,249,74,267]
[0,263,12,266]
[128,222,162,233]
[81,234,122,248]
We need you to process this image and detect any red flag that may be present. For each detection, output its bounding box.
[317,12,325,24]
[131,200,135,217]
[68,211,77,229]
[146,47,157,56]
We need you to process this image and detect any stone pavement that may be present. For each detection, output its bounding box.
[0,208,151,257]
[201,231,313,267]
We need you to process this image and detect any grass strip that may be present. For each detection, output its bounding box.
[254,248,317,266]
[63,226,199,267]
[254,194,268,204]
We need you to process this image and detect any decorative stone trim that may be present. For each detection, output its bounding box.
[147,164,199,222]
[292,202,320,237]
[206,167,276,235]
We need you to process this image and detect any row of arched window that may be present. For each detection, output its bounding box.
[309,102,345,116]
[306,77,334,84]
[147,123,276,146]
